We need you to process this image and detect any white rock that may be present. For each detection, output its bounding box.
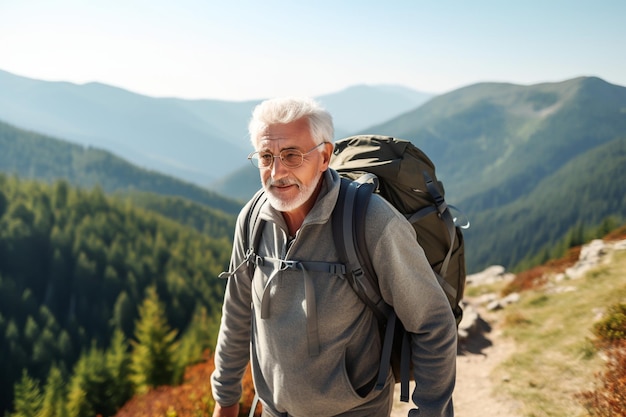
[501,292,521,306]
[467,265,514,286]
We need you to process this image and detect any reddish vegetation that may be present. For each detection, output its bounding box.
[604,226,626,242]
[501,246,581,295]
[115,350,260,417]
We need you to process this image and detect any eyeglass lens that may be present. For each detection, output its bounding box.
[249,142,325,169]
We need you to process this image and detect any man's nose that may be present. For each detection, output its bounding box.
[270,156,289,177]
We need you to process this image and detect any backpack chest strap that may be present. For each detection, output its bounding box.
[254,257,346,275]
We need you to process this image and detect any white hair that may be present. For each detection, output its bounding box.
[248,97,334,148]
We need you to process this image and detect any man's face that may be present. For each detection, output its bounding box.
[255,118,331,216]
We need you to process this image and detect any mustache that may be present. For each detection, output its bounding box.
[265,177,301,188]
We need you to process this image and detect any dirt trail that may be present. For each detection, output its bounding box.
[390,306,521,417]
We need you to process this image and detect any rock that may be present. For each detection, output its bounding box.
[501,293,520,306]
[565,239,608,279]
[458,302,479,340]
[484,292,520,311]
[614,239,626,251]
[466,266,515,286]
[475,293,498,305]
[486,300,503,311]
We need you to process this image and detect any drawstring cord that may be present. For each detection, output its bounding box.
[258,257,345,357]
[259,258,321,356]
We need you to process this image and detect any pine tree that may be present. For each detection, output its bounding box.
[109,290,134,336]
[176,305,220,369]
[36,365,66,417]
[129,286,179,393]
[11,369,42,417]
[105,328,133,408]
[65,344,111,417]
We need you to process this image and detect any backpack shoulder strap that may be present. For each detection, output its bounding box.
[333,177,386,322]
[218,189,267,279]
[246,189,267,261]
[333,175,412,401]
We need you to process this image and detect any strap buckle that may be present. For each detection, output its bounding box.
[278,259,300,271]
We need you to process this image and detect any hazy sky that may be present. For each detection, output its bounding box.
[1,0,625,101]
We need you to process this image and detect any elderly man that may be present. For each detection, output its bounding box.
[211,97,456,417]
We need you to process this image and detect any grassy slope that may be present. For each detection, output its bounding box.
[486,239,626,416]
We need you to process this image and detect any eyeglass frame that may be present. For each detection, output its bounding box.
[247,142,329,169]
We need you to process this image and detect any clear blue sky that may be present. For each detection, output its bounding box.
[1,0,625,101]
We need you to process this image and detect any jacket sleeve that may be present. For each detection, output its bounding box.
[368,197,457,417]
[210,209,255,407]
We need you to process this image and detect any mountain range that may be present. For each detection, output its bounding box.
[1,71,625,273]
[0,69,432,187]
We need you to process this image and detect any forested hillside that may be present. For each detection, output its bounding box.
[362,77,626,272]
[0,120,244,215]
[0,174,232,415]
[118,191,236,239]
[469,135,626,270]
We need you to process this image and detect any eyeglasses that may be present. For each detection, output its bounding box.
[248,142,327,169]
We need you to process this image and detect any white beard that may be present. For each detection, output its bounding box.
[264,171,322,212]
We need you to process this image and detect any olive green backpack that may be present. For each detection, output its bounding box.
[329,135,469,402]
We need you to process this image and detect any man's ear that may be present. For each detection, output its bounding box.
[320,142,333,170]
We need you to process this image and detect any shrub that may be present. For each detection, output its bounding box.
[593,303,626,345]
[577,340,626,416]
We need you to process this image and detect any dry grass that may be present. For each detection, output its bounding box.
[492,249,626,417]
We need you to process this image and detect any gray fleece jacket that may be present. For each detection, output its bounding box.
[211,169,456,417]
